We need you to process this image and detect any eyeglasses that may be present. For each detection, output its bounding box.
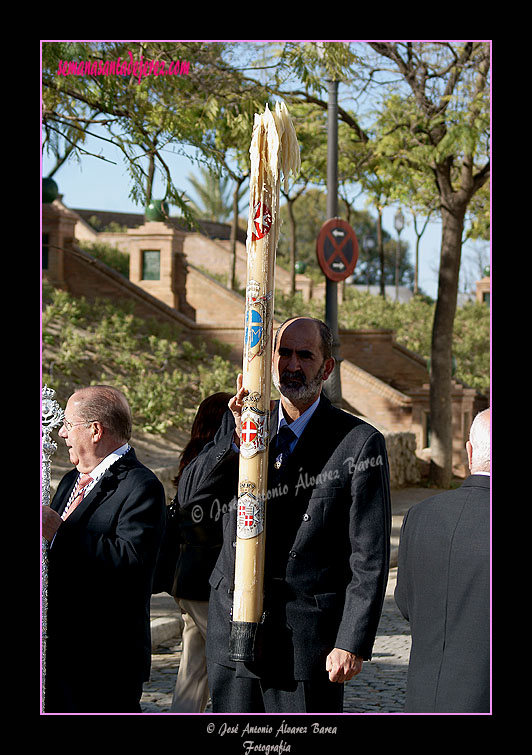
[62,418,98,432]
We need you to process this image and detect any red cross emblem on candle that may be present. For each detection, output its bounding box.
[238,502,255,528]
[252,201,272,241]
[241,419,257,444]
[236,492,263,538]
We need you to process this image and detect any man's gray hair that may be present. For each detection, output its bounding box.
[75,385,132,441]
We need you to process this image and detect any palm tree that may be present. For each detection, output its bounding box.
[186,167,234,222]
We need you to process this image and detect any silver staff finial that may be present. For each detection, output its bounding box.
[42,384,64,711]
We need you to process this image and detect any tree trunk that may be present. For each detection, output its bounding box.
[428,199,466,488]
[414,236,420,295]
[146,152,155,205]
[287,198,297,295]
[230,177,243,290]
[377,207,385,298]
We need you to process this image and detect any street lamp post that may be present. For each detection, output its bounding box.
[363,235,376,290]
[394,209,404,302]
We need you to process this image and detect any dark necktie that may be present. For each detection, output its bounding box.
[273,424,296,472]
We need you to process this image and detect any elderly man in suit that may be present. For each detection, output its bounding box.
[395,408,491,713]
[42,385,166,713]
[177,317,392,713]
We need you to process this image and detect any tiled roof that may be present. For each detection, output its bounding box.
[73,208,247,243]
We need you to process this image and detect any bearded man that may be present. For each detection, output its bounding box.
[176,317,391,713]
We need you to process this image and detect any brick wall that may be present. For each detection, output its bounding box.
[183,233,313,300]
[186,265,246,326]
[340,329,429,393]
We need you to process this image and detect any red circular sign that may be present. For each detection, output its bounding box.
[316,218,359,282]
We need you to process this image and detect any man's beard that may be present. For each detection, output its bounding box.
[273,361,327,404]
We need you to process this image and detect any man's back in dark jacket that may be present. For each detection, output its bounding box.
[395,475,490,713]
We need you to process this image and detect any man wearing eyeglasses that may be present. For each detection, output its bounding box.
[42,385,166,713]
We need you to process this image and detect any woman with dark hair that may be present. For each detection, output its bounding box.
[169,392,231,713]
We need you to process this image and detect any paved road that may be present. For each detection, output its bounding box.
[140,488,445,714]
[141,565,411,714]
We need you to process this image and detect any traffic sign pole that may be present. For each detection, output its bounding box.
[316,80,360,407]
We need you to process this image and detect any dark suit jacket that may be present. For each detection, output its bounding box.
[395,475,490,713]
[152,495,223,600]
[45,448,166,712]
[177,395,391,682]
[171,504,223,601]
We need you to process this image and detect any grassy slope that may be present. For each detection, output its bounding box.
[42,283,238,484]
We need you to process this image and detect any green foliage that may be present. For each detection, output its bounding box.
[339,290,435,359]
[85,216,128,233]
[277,189,328,281]
[78,241,130,277]
[274,291,324,322]
[452,302,491,393]
[273,42,358,96]
[42,41,266,217]
[42,283,237,434]
[186,167,243,223]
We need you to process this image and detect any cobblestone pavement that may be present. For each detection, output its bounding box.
[140,567,411,714]
[343,568,411,713]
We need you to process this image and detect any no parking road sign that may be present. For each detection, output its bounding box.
[316,218,359,282]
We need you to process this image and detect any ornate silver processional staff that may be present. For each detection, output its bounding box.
[41,385,64,707]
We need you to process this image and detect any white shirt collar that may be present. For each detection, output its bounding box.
[53,444,131,544]
[277,395,321,439]
[86,443,130,484]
